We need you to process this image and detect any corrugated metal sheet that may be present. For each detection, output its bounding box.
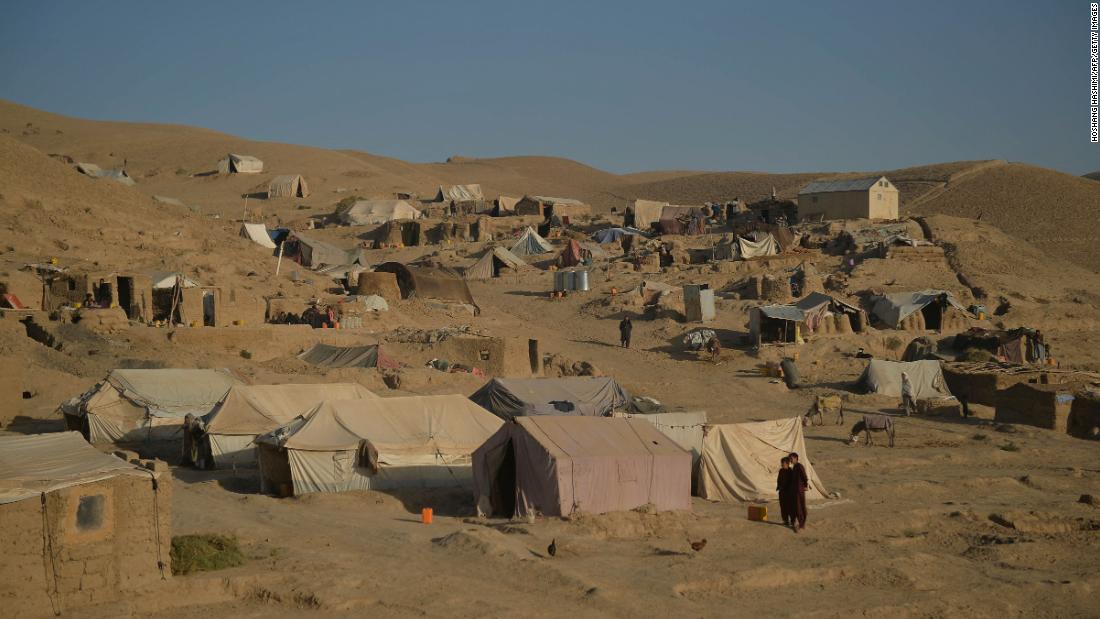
[798,176,886,194]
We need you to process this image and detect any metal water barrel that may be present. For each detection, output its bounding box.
[575,270,589,292]
[562,270,576,291]
[553,270,567,291]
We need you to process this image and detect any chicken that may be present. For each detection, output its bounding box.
[547,538,557,557]
[690,538,707,553]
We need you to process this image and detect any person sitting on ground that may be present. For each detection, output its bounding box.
[82,293,98,309]
[855,347,873,359]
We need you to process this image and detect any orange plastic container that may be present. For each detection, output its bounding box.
[747,505,768,521]
[421,508,433,524]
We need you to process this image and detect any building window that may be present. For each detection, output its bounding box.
[76,494,106,531]
[877,193,882,200]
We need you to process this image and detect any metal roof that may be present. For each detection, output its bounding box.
[798,176,886,195]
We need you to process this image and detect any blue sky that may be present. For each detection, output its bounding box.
[0,1,1094,174]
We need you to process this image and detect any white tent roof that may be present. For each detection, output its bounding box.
[436,184,484,202]
[338,199,421,225]
[510,227,554,256]
[697,417,829,502]
[204,383,378,436]
[0,432,149,504]
[859,359,953,399]
[149,272,200,289]
[240,223,276,249]
[218,153,264,173]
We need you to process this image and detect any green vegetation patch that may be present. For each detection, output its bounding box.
[170,534,245,575]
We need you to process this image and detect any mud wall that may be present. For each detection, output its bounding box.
[994,383,1074,432]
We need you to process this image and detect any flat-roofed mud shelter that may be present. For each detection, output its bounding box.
[0,432,171,616]
[373,262,479,312]
[994,382,1080,433]
[871,290,971,331]
[472,416,692,518]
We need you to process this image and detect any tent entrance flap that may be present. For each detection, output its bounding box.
[489,440,517,517]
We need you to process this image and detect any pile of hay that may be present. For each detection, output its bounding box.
[170,534,246,575]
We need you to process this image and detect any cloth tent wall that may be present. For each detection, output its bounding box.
[465,247,528,280]
[559,239,583,267]
[288,234,362,269]
[217,154,264,174]
[470,377,631,420]
[338,199,422,225]
[268,174,310,198]
[737,234,780,259]
[632,200,668,231]
[472,416,692,518]
[256,396,503,496]
[615,411,707,465]
[240,223,277,249]
[61,369,242,444]
[696,418,828,502]
[510,227,554,256]
[495,195,520,214]
[435,184,484,202]
[374,262,479,310]
[858,359,953,399]
[297,343,397,369]
[198,383,378,468]
[871,290,969,329]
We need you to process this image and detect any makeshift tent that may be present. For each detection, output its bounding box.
[495,195,520,214]
[591,227,645,244]
[616,410,707,464]
[61,369,241,444]
[337,199,421,225]
[465,246,527,280]
[0,432,151,504]
[658,206,706,235]
[195,383,378,468]
[858,359,953,399]
[473,416,692,517]
[286,233,362,269]
[510,226,554,256]
[435,184,484,202]
[749,305,807,343]
[374,262,479,310]
[217,153,264,174]
[267,174,310,198]
[75,163,136,186]
[150,272,199,289]
[559,239,583,267]
[240,222,277,249]
[633,199,668,231]
[470,377,630,421]
[256,396,503,495]
[737,234,780,258]
[696,418,829,502]
[871,290,970,329]
[793,291,863,332]
[297,343,399,369]
[632,280,675,305]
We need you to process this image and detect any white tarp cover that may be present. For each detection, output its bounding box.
[737,234,780,259]
[149,272,200,289]
[240,223,277,249]
[75,163,136,186]
[510,227,554,256]
[496,195,520,212]
[696,418,829,502]
[258,396,503,495]
[436,184,484,202]
[62,369,242,443]
[202,383,377,466]
[859,359,953,399]
[633,199,668,231]
[0,432,149,504]
[871,290,969,328]
[617,411,707,463]
[338,200,421,225]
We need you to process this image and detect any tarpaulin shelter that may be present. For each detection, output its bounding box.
[434,184,484,202]
[696,418,829,502]
[256,396,503,496]
[472,416,692,517]
[61,369,242,444]
[871,290,970,329]
[615,410,707,465]
[495,195,520,215]
[240,222,277,249]
[217,153,264,174]
[465,246,528,280]
[858,359,953,399]
[737,233,780,258]
[510,226,554,256]
[297,343,399,369]
[267,174,310,198]
[591,227,645,244]
[194,383,378,468]
[632,199,668,231]
[559,239,583,267]
[0,432,154,504]
[658,206,706,235]
[374,262,479,311]
[337,199,421,225]
[75,163,136,186]
[749,304,807,344]
[470,377,630,421]
[285,233,362,269]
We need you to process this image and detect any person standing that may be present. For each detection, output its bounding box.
[619,316,633,348]
[776,457,792,527]
[901,372,916,416]
[786,452,809,532]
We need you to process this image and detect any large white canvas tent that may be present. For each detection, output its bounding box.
[61,369,241,444]
[470,377,631,420]
[858,359,953,399]
[240,222,277,249]
[217,153,264,174]
[616,410,707,464]
[435,184,484,202]
[256,396,503,496]
[696,417,829,502]
[268,174,310,198]
[632,199,668,231]
[871,290,970,329]
[464,246,528,280]
[737,234,780,259]
[510,226,554,256]
[473,416,692,518]
[194,383,378,468]
[337,199,421,225]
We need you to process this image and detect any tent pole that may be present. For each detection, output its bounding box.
[275,242,285,277]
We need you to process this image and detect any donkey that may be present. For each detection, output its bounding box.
[848,414,895,447]
[804,393,844,426]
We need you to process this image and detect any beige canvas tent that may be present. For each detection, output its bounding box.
[510,226,554,256]
[267,174,310,198]
[256,396,503,496]
[473,416,692,518]
[616,410,707,464]
[696,418,829,502]
[338,199,421,225]
[632,199,668,231]
[435,184,484,202]
[858,359,953,399]
[217,153,264,174]
[240,222,276,249]
[193,383,378,468]
[465,246,528,280]
[871,290,970,330]
[61,369,242,444]
[496,195,520,214]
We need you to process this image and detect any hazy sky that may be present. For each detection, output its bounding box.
[0,1,1094,174]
